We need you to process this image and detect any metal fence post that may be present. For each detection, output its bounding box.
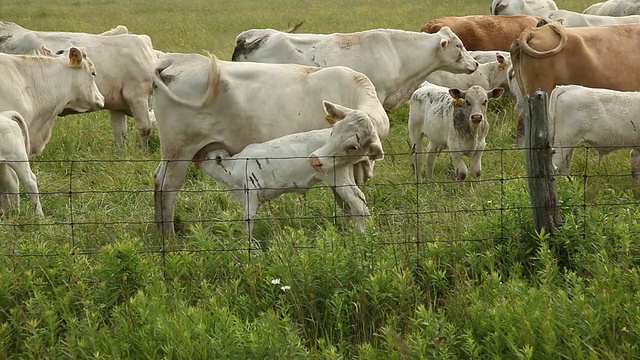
[524,89,564,234]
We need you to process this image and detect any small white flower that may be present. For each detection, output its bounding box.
[280,285,291,291]
[271,278,281,285]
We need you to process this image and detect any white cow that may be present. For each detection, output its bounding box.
[425,53,511,91]
[152,52,389,237]
[231,27,479,113]
[491,0,558,15]
[0,111,43,217]
[408,82,504,181]
[549,85,640,178]
[0,47,104,156]
[0,21,158,150]
[0,48,103,214]
[583,0,640,16]
[197,101,383,237]
[471,50,511,64]
[541,9,640,26]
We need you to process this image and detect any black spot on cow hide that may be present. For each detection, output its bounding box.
[0,34,12,45]
[231,37,264,61]
[453,106,472,138]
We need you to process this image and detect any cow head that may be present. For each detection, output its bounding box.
[493,53,512,89]
[449,86,504,134]
[491,0,558,16]
[435,27,478,75]
[309,101,384,173]
[59,46,105,113]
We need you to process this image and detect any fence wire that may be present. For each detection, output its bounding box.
[1,145,638,260]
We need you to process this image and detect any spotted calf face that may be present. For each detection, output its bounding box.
[309,101,384,173]
[449,85,504,130]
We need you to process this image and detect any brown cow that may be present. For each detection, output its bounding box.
[422,15,541,51]
[510,22,640,143]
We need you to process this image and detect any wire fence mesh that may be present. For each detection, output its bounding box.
[1,144,638,260]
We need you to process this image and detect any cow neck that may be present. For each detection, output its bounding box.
[386,32,446,111]
[21,56,78,126]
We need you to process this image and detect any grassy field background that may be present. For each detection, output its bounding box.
[1,0,639,358]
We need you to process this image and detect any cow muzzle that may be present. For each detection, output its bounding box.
[470,114,483,123]
[309,155,323,172]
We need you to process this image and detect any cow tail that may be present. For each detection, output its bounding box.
[6,111,31,157]
[548,86,562,143]
[152,53,220,108]
[520,23,568,58]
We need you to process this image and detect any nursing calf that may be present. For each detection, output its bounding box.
[197,101,383,237]
[549,85,640,179]
[409,83,504,181]
[0,111,43,216]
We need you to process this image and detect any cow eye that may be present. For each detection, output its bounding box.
[483,100,487,105]
[348,144,359,151]
[465,100,471,106]
[91,71,96,77]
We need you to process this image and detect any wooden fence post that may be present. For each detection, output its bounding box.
[524,89,564,234]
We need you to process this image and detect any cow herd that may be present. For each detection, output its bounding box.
[1,0,640,240]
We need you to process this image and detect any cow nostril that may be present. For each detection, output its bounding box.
[471,114,483,122]
[309,156,322,170]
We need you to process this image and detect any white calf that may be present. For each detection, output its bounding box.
[0,111,43,216]
[409,83,504,181]
[425,53,511,90]
[196,101,384,237]
[549,85,640,178]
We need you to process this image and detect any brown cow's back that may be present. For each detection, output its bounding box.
[422,15,541,51]
[513,23,640,96]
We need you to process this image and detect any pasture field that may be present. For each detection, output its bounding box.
[1,0,639,358]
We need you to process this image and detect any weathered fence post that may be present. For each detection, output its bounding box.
[524,89,563,234]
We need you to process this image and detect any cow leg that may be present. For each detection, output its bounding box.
[127,97,152,152]
[334,184,369,232]
[631,149,640,184]
[154,159,189,237]
[0,164,19,215]
[109,110,128,149]
[450,149,468,181]
[470,142,486,179]
[353,159,374,185]
[243,192,261,243]
[8,161,43,217]
[409,124,424,182]
[424,141,439,181]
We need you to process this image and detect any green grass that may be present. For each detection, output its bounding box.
[1,0,639,358]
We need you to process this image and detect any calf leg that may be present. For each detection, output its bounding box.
[8,161,43,217]
[109,110,128,149]
[470,142,486,179]
[450,149,468,181]
[334,184,370,232]
[154,159,190,237]
[243,192,262,244]
[424,142,439,181]
[409,128,424,182]
[631,149,640,184]
[0,164,19,215]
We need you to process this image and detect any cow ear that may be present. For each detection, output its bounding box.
[369,139,384,160]
[41,45,54,57]
[488,87,505,99]
[68,47,83,67]
[449,88,464,99]
[323,100,348,124]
